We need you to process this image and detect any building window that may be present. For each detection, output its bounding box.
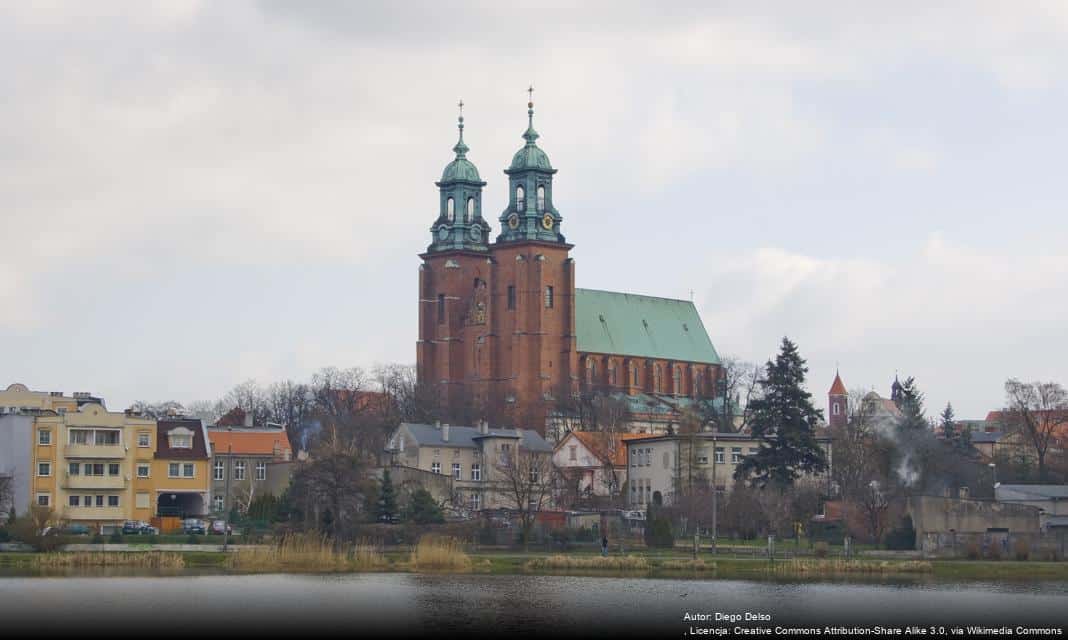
[630,449,637,467]
[515,185,525,211]
[569,445,577,461]
[529,469,540,484]
[466,197,474,222]
[714,447,724,464]
[69,429,91,445]
[95,495,104,507]
[136,493,150,509]
[38,429,51,445]
[95,430,120,446]
[654,365,662,393]
[213,495,224,512]
[137,464,150,478]
[632,366,639,387]
[108,463,120,476]
[697,450,709,465]
[507,285,516,310]
[69,495,80,507]
[214,460,224,481]
[255,461,267,481]
[469,493,481,511]
[169,431,192,449]
[452,463,461,479]
[446,197,455,222]
[674,367,682,394]
[471,464,481,481]
[608,360,617,386]
[431,462,441,474]
[108,495,119,507]
[437,294,445,324]
[87,463,104,476]
[83,494,91,506]
[749,447,758,455]
[36,493,50,507]
[138,432,151,447]
[833,402,840,416]
[544,285,554,309]
[183,463,195,478]
[37,461,51,477]
[234,461,246,481]
[168,463,180,478]
[536,185,545,211]
[731,447,742,464]
[68,462,80,476]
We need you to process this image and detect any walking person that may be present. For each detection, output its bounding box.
[601,534,609,557]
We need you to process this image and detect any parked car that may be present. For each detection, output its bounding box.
[209,520,232,535]
[122,520,146,535]
[182,518,207,535]
[140,525,159,535]
[62,524,91,536]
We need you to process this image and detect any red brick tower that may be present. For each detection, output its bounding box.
[828,370,848,428]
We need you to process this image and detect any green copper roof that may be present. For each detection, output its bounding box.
[508,103,553,172]
[575,289,720,365]
[440,114,483,183]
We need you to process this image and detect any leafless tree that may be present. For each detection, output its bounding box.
[1002,379,1068,481]
[0,472,13,519]
[494,445,555,549]
[702,356,762,432]
[857,479,891,543]
[265,379,315,450]
[127,400,188,419]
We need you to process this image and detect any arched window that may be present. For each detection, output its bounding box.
[632,365,639,388]
[608,360,617,386]
[515,185,525,211]
[695,372,703,397]
[536,185,545,211]
[654,365,662,393]
[466,197,474,222]
[833,402,840,416]
[446,197,455,222]
[674,367,682,395]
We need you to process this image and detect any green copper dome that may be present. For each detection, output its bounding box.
[440,115,483,183]
[507,104,553,172]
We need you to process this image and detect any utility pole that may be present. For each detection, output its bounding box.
[223,444,232,551]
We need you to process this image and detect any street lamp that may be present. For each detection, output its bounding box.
[989,462,998,493]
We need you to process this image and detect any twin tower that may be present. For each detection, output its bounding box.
[417,99,578,423]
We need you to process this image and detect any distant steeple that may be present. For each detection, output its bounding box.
[828,369,847,428]
[428,100,490,253]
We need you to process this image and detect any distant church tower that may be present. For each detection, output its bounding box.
[828,370,847,428]
[416,96,577,425]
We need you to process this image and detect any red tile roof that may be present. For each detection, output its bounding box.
[208,428,293,458]
[829,372,847,396]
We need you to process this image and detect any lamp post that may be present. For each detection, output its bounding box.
[712,377,728,555]
[989,462,997,494]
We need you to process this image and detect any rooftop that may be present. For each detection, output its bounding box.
[400,422,552,453]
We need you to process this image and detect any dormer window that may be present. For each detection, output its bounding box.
[515,185,525,211]
[446,197,455,222]
[167,427,194,449]
[466,197,474,222]
[536,185,545,212]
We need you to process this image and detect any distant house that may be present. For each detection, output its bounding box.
[969,430,1007,461]
[154,417,212,520]
[385,421,553,513]
[996,484,1068,531]
[207,425,294,515]
[552,431,657,502]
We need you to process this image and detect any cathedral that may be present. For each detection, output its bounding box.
[416,98,724,434]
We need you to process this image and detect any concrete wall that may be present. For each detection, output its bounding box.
[907,495,1043,558]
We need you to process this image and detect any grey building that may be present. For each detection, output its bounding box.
[0,414,33,516]
[206,425,294,515]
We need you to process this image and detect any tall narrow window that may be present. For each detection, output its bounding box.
[507,285,516,310]
[544,285,553,309]
[515,185,525,211]
[437,294,445,324]
[674,367,682,395]
[446,197,455,222]
[536,185,545,211]
[632,365,639,388]
[466,197,474,222]
[655,365,662,393]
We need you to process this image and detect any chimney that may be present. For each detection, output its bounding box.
[243,411,253,428]
[480,420,489,435]
[434,420,441,430]
[442,423,450,442]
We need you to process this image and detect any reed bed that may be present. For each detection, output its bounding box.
[408,536,472,572]
[526,554,651,571]
[226,533,383,572]
[36,552,185,568]
[770,559,933,575]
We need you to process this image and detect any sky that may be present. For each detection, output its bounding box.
[3,1,1067,419]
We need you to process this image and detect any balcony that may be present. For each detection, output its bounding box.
[63,472,127,490]
[64,443,126,459]
[67,506,125,521]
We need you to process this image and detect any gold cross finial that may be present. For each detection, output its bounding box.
[528,85,534,105]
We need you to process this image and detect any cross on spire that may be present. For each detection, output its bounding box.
[527,85,534,105]
[458,99,464,116]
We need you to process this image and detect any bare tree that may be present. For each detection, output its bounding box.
[1002,379,1068,481]
[0,472,13,519]
[265,379,315,450]
[856,479,891,543]
[127,400,188,419]
[494,445,554,549]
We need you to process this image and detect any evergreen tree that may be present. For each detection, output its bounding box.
[940,403,956,441]
[376,469,398,523]
[734,337,829,490]
[7,505,14,525]
[405,488,445,524]
[895,376,927,432]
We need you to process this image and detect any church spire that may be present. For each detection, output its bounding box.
[428,99,490,254]
[523,86,540,145]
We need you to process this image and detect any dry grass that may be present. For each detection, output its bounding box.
[659,558,716,572]
[408,536,472,572]
[770,559,933,575]
[226,533,384,572]
[526,554,651,571]
[36,552,185,568]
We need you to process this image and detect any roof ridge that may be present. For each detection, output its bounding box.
[576,287,697,305]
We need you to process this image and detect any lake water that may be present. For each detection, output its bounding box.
[0,572,1065,637]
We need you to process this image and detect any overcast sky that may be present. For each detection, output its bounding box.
[3,1,1067,419]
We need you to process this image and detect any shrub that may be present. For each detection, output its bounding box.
[185,534,200,545]
[813,541,829,558]
[108,532,123,544]
[1014,539,1030,561]
[91,533,105,544]
[645,517,674,549]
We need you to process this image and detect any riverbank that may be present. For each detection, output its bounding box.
[2,547,1066,581]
